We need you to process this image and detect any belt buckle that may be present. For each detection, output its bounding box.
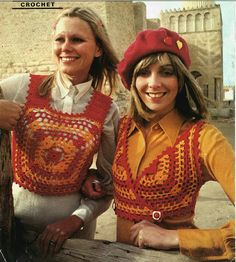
[152,210,162,221]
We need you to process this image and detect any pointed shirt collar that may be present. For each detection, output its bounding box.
[55,72,93,102]
[128,109,186,145]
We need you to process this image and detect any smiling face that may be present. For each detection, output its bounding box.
[53,17,102,85]
[135,53,179,120]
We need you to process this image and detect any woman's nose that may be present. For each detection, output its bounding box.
[61,39,72,51]
[147,74,162,88]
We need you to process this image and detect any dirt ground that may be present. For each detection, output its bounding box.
[94,118,235,242]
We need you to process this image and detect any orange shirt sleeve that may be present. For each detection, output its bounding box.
[179,220,235,260]
[178,123,235,261]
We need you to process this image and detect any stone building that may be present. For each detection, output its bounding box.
[160,0,223,104]
[0,1,147,78]
[0,1,223,113]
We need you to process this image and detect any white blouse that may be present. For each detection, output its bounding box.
[0,73,119,229]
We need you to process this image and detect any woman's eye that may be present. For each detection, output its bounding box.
[55,37,64,43]
[71,37,84,43]
[161,69,174,76]
[137,68,150,77]
[54,37,84,43]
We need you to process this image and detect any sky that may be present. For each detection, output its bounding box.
[142,1,235,86]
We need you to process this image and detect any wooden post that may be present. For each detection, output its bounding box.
[0,130,15,261]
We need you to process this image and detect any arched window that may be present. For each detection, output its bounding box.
[191,71,202,79]
[196,13,202,31]
[186,14,194,32]
[204,12,211,30]
[169,16,176,31]
[178,15,185,33]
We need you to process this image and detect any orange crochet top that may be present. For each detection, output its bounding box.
[12,74,112,195]
[112,116,205,223]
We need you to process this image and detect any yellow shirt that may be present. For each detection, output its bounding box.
[116,110,235,261]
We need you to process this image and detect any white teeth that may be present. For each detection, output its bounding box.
[148,93,164,98]
[61,57,77,62]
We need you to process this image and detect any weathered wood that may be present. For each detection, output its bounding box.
[0,129,15,260]
[49,239,197,262]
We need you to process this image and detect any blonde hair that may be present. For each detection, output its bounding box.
[129,52,208,125]
[39,7,119,96]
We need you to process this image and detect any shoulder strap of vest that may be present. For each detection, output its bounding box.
[26,74,48,107]
[84,90,112,125]
[117,116,130,140]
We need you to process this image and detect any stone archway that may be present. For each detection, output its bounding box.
[191,70,209,99]
[191,70,202,79]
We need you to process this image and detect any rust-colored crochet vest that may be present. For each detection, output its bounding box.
[112,116,205,223]
[12,75,112,195]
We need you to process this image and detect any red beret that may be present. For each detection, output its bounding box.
[117,27,191,89]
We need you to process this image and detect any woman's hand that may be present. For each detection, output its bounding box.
[130,220,179,250]
[0,100,23,130]
[81,169,106,199]
[38,215,83,257]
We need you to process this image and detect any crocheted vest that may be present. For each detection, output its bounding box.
[12,74,112,195]
[112,116,205,223]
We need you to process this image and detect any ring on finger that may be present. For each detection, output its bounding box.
[92,180,100,184]
[49,240,56,246]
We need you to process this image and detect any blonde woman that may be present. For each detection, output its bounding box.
[0,7,119,259]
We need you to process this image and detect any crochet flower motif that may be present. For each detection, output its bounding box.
[44,146,64,164]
